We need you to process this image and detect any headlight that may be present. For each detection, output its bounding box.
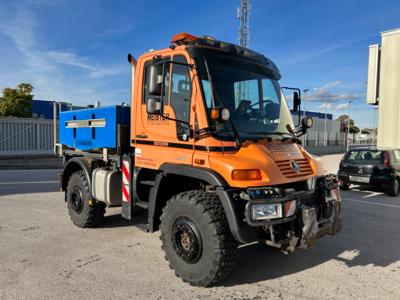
[251,203,282,220]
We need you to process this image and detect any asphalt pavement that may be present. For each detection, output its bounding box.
[0,154,399,299]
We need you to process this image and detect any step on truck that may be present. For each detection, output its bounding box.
[56,32,342,286]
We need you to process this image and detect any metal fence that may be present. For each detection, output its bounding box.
[0,118,57,156]
[302,131,377,148]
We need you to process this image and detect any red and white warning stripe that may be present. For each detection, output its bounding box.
[283,200,297,217]
[122,160,130,203]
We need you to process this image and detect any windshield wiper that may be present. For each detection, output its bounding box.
[247,131,301,143]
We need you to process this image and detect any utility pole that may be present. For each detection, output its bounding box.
[237,0,251,99]
[303,89,309,146]
[324,96,328,146]
[347,100,352,151]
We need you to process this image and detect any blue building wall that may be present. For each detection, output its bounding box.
[32,100,71,119]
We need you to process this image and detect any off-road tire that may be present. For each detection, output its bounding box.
[387,178,399,196]
[160,191,238,287]
[66,170,106,227]
[339,183,350,191]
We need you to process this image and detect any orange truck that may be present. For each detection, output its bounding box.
[57,33,342,286]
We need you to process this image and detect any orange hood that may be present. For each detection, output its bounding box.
[209,142,317,188]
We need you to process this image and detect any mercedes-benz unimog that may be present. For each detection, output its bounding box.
[56,32,342,286]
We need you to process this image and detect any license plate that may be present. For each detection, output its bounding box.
[350,176,370,183]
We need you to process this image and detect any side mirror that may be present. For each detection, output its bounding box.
[293,91,301,112]
[301,116,313,132]
[146,98,161,114]
[149,64,164,95]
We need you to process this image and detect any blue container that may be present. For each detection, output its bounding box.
[59,105,130,151]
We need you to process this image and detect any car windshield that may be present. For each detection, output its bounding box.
[198,55,294,140]
[344,150,383,163]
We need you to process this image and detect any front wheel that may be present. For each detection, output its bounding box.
[160,191,238,287]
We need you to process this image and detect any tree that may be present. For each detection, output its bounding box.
[336,114,360,134]
[361,129,371,134]
[0,83,33,118]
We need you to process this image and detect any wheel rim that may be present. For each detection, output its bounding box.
[171,217,202,264]
[70,186,84,214]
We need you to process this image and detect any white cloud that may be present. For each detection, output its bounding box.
[336,103,350,110]
[317,102,332,109]
[303,81,360,101]
[0,1,125,103]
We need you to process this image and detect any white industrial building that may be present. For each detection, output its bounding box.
[367,28,400,148]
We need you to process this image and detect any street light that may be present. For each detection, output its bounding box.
[302,89,310,146]
[346,100,353,151]
[303,89,309,113]
[324,96,328,146]
[373,105,378,146]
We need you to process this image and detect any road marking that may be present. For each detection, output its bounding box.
[0,181,59,185]
[342,197,400,208]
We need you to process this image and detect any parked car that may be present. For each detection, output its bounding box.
[338,147,400,196]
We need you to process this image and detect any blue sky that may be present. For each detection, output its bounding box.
[1,0,399,128]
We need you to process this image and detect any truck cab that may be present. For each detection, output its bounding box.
[58,32,342,287]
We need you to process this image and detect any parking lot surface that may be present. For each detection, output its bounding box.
[0,154,399,299]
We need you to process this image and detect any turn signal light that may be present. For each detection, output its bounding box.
[210,108,219,120]
[232,169,262,181]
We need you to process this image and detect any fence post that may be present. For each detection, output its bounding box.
[36,123,41,151]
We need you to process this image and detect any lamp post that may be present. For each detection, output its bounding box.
[346,100,352,151]
[324,96,328,146]
[303,89,309,113]
[303,89,309,146]
[373,105,378,146]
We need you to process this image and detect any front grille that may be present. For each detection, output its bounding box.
[276,159,312,178]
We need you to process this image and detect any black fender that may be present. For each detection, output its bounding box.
[61,157,93,195]
[148,164,258,244]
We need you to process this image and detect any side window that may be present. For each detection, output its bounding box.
[170,55,192,141]
[262,79,280,122]
[143,58,171,104]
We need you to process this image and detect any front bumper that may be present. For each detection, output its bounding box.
[242,176,342,253]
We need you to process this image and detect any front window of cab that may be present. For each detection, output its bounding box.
[198,55,294,140]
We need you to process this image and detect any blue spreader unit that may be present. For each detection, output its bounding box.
[59,105,130,151]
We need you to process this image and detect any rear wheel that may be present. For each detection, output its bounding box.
[387,178,399,196]
[66,170,106,227]
[160,191,238,287]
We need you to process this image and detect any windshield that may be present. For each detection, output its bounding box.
[198,55,294,140]
[344,150,383,163]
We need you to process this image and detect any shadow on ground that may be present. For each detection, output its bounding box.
[220,197,400,287]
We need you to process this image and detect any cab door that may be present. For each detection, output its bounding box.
[134,53,195,169]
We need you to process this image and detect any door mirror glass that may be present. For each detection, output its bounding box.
[293,91,301,112]
[149,64,164,95]
[146,98,161,114]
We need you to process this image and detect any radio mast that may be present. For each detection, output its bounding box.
[237,0,251,99]
[237,0,251,47]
